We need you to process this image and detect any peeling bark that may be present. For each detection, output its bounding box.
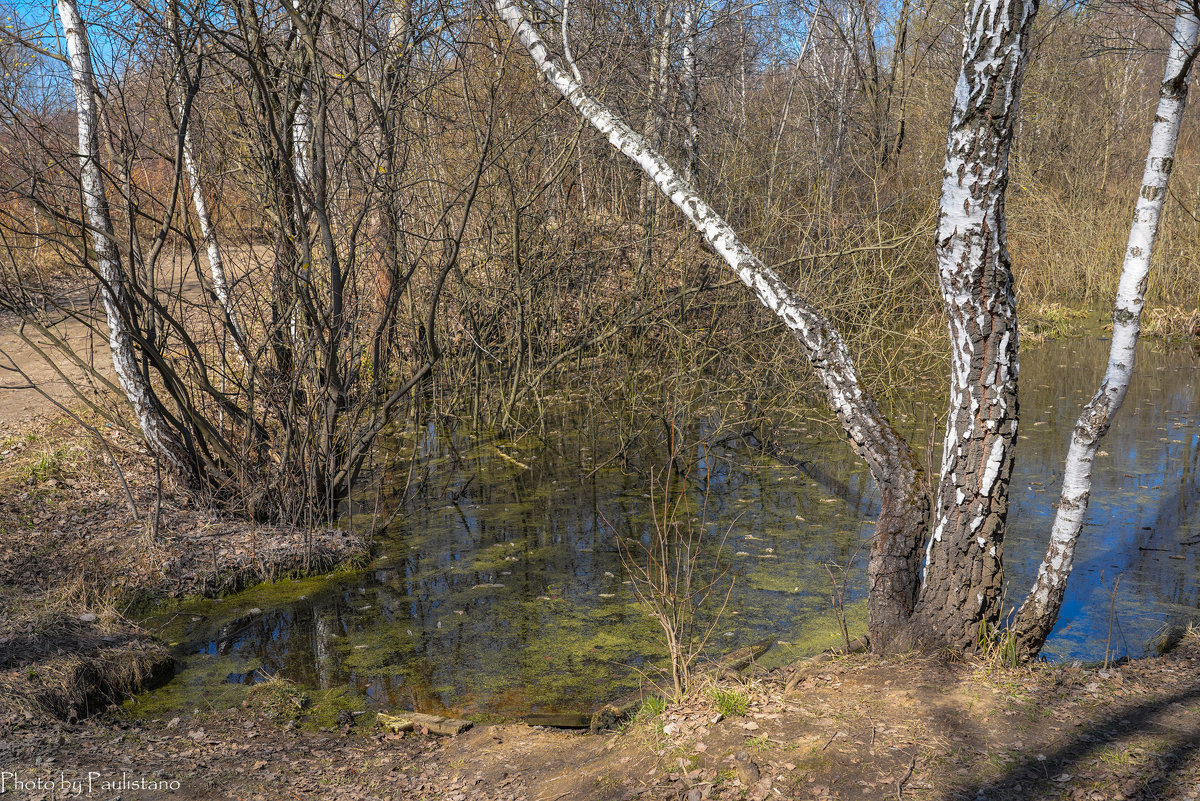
[57,0,200,488]
[1013,1,1199,659]
[493,0,928,650]
[907,0,1037,653]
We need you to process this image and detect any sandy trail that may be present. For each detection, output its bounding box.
[0,252,236,425]
[0,300,114,425]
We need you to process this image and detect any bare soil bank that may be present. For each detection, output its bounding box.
[1,635,1199,800]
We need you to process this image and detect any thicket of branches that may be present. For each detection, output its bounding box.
[0,0,1194,524]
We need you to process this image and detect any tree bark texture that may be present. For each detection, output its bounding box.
[907,0,1037,653]
[178,75,244,351]
[1012,1,1199,659]
[681,0,700,184]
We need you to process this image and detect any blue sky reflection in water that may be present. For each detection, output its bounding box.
[139,337,1200,718]
[1004,337,1200,660]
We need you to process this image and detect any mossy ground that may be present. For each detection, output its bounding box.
[0,413,369,729]
[241,680,376,730]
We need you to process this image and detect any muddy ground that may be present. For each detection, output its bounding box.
[1,415,1199,800]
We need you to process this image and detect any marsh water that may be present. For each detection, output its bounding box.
[135,335,1200,720]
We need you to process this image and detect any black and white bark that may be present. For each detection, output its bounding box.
[496,0,928,650]
[908,0,1037,652]
[181,117,244,351]
[290,0,314,199]
[1012,0,1200,658]
[56,0,200,487]
[681,0,700,184]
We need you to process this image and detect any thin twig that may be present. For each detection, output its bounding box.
[896,753,916,800]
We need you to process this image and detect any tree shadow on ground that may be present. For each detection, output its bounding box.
[945,677,1200,800]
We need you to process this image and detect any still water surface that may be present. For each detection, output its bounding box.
[137,336,1199,718]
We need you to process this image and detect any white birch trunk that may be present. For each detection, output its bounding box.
[1013,1,1199,658]
[178,80,245,351]
[494,0,929,648]
[681,0,700,184]
[56,0,199,487]
[293,86,314,195]
[287,0,313,345]
[906,0,1037,653]
[291,0,314,197]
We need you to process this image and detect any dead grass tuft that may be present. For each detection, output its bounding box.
[1019,303,1092,344]
[1142,306,1200,340]
[0,608,173,722]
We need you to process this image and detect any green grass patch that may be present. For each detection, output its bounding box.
[707,686,749,717]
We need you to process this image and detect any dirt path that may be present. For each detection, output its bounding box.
[0,305,113,423]
[0,250,235,423]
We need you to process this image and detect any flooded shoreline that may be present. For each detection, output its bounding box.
[133,336,1200,719]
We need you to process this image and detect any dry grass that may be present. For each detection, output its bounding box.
[0,413,367,725]
[1142,306,1200,339]
[0,599,173,722]
[1018,302,1092,345]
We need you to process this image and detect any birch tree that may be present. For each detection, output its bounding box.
[20,0,495,523]
[180,94,243,350]
[289,0,314,201]
[494,0,928,651]
[55,0,201,488]
[1012,0,1200,659]
[170,4,244,352]
[493,0,1037,653]
[681,0,700,184]
[908,0,1035,652]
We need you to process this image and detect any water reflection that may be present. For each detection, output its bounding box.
[140,337,1199,717]
[1007,337,1200,658]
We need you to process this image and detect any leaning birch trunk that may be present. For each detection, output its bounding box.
[166,1,242,353]
[1012,1,1200,660]
[905,0,1036,653]
[56,0,200,488]
[494,0,929,651]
